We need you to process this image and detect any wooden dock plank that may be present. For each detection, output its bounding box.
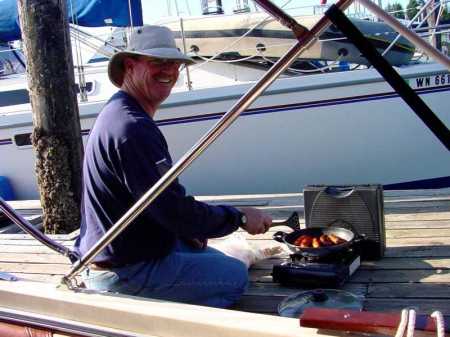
[367,283,450,298]
[0,245,71,254]
[0,262,70,274]
[5,273,63,283]
[253,257,450,270]
[0,239,73,246]
[363,299,450,314]
[0,252,69,264]
[249,268,450,283]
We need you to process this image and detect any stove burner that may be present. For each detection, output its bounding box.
[272,250,360,288]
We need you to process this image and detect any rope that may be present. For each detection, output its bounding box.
[406,309,416,337]
[395,309,409,337]
[128,0,134,34]
[68,0,84,69]
[184,0,192,15]
[68,0,88,101]
[394,309,446,337]
[261,54,345,74]
[194,53,261,63]
[431,311,445,337]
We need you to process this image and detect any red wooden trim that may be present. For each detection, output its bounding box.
[300,308,449,336]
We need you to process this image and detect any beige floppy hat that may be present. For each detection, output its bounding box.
[108,25,194,88]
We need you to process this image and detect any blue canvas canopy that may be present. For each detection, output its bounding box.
[0,0,21,41]
[0,0,143,42]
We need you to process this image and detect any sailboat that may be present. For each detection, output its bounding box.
[164,10,415,65]
[0,0,449,200]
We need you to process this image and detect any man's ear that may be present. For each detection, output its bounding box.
[123,57,136,73]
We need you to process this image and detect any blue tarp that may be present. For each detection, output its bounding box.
[0,0,21,41]
[0,0,143,42]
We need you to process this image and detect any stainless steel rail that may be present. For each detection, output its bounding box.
[61,0,355,286]
[0,197,76,261]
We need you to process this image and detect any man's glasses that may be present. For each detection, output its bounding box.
[143,57,184,70]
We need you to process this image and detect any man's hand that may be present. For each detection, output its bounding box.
[239,207,272,235]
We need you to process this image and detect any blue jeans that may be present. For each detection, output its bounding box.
[81,240,248,308]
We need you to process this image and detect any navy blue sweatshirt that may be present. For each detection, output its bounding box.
[75,91,241,265]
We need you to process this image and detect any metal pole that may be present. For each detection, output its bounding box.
[179,17,193,90]
[61,0,354,286]
[358,0,450,69]
[0,197,77,261]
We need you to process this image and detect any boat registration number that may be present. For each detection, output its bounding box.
[410,73,450,89]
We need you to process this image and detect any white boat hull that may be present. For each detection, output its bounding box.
[0,63,449,200]
[0,279,330,337]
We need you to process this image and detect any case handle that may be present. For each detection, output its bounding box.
[324,186,355,198]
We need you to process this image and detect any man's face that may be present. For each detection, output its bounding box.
[124,56,181,106]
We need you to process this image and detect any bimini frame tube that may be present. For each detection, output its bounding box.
[358,0,450,70]
[0,197,78,262]
[61,0,355,287]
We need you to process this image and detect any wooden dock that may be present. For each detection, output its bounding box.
[0,188,449,317]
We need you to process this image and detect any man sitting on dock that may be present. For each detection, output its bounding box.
[75,25,272,308]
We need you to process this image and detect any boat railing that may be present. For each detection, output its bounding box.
[357,0,450,68]
[382,0,446,57]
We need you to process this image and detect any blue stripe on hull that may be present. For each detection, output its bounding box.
[0,139,12,145]
[156,84,450,126]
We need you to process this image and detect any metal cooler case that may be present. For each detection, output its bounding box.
[303,185,385,260]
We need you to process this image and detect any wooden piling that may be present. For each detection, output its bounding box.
[17,0,83,233]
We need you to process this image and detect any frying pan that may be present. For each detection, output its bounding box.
[271,213,362,259]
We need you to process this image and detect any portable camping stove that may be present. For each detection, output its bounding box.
[272,249,360,287]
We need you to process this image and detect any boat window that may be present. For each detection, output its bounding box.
[0,82,94,108]
[13,133,32,147]
[0,89,30,107]
[75,81,95,95]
